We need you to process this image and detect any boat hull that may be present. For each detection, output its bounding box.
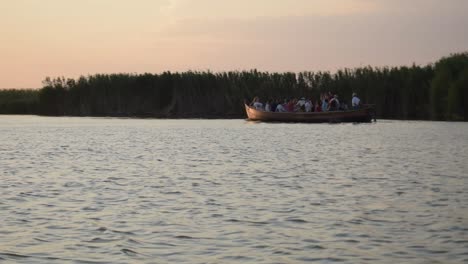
[245,104,374,123]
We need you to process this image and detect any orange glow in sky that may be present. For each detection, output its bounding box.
[1,0,468,88]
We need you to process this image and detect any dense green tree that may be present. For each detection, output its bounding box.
[0,89,38,114]
[431,52,468,120]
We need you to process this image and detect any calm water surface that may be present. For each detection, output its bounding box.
[1,116,468,264]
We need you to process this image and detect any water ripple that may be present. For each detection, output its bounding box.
[1,117,468,263]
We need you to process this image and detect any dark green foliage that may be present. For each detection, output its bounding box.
[431,52,468,121]
[1,53,467,120]
[35,74,175,116]
[0,89,39,114]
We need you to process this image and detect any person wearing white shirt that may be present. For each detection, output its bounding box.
[352,93,361,109]
[296,97,306,109]
[251,96,264,110]
[275,103,287,112]
[253,101,263,110]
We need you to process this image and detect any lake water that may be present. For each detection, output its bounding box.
[1,116,468,264]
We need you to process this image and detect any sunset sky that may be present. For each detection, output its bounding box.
[1,0,468,88]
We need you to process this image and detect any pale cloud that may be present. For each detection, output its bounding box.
[372,0,468,16]
[161,0,379,19]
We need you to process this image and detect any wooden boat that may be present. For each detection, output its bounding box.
[245,103,375,123]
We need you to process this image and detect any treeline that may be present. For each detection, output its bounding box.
[0,89,38,114]
[1,52,467,120]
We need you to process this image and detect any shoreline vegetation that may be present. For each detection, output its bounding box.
[1,52,467,121]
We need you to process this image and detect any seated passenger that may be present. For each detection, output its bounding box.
[296,97,306,112]
[304,99,313,112]
[322,99,329,112]
[275,103,287,112]
[335,95,341,110]
[251,97,263,110]
[286,99,295,112]
[315,101,322,112]
[341,101,349,111]
[265,101,271,112]
[328,95,340,111]
[270,99,278,113]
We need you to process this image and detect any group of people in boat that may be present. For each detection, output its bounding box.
[250,92,361,113]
